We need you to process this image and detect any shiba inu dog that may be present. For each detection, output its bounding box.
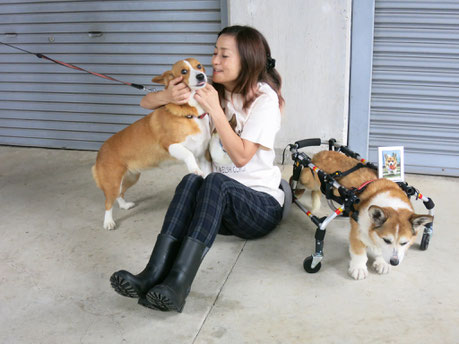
[298,150,433,279]
[92,58,211,230]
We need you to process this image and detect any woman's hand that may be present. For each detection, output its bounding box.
[194,84,223,116]
[140,76,191,109]
[164,76,191,105]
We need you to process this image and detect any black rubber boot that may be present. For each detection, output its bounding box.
[110,233,180,299]
[145,236,206,312]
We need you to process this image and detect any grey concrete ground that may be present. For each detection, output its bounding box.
[0,146,458,344]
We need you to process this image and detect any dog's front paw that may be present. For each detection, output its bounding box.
[104,219,116,230]
[104,210,116,230]
[348,266,368,280]
[192,168,204,177]
[373,259,391,274]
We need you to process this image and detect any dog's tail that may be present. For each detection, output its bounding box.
[91,164,101,189]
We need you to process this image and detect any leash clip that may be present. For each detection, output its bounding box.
[142,86,158,93]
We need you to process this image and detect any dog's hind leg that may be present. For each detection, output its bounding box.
[117,171,140,210]
[311,190,322,212]
[104,190,118,230]
[100,168,126,230]
[299,169,321,212]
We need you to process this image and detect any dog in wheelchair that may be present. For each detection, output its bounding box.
[287,139,434,280]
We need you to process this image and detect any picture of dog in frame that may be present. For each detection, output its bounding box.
[378,146,405,182]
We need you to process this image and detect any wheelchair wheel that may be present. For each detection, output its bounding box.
[303,256,321,273]
[420,233,430,251]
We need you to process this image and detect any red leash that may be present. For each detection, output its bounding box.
[0,41,156,93]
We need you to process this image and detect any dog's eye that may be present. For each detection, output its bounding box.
[181,69,188,75]
[400,241,408,246]
[185,115,193,119]
[383,238,392,244]
[197,64,202,69]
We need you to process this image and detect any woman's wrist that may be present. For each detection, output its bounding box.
[209,106,226,123]
[161,88,174,104]
[140,90,168,110]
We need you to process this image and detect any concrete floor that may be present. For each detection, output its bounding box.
[0,146,458,344]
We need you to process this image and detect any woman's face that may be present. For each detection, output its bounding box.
[212,34,241,91]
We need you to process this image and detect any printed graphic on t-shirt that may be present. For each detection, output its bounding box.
[209,114,245,172]
[214,165,246,173]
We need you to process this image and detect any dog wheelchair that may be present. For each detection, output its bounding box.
[281,138,435,273]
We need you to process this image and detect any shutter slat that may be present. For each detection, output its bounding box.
[0,119,127,133]
[0,58,213,73]
[0,43,217,55]
[0,109,143,124]
[0,137,102,150]
[0,1,220,13]
[0,32,217,44]
[0,100,148,116]
[0,22,221,34]
[0,11,221,24]
[0,128,112,142]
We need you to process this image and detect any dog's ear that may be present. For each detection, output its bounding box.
[152,71,174,87]
[410,214,433,234]
[368,205,387,228]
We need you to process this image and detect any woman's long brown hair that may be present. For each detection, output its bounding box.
[213,25,284,111]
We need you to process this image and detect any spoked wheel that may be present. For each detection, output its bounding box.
[420,233,430,251]
[303,256,322,273]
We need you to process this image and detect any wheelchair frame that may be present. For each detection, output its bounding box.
[286,138,435,273]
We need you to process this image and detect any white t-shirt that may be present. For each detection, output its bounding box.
[209,82,284,206]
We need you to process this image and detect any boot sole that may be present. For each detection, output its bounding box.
[110,273,140,298]
[137,297,164,311]
[146,287,184,312]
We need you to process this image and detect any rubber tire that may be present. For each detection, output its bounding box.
[303,256,322,273]
[420,233,430,251]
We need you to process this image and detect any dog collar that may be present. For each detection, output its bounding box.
[198,113,208,119]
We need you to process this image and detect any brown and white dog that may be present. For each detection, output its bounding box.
[92,58,211,230]
[385,153,398,175]
[298,150,433,280]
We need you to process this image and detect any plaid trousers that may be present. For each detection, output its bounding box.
[160,173,283,247]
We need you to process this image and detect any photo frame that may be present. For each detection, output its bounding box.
[378,146,405,182]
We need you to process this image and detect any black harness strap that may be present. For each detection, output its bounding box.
[330,163,368,180]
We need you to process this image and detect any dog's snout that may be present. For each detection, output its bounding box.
[196,73,205,81]
[390,257,399,266]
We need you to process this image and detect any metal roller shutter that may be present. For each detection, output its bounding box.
[0,0,226,150]
[369,0,459,176]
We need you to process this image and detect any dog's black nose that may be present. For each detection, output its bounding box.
[196,73,205,81]
[390,257,399,266]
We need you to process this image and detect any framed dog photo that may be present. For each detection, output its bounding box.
[378,146,405,182]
